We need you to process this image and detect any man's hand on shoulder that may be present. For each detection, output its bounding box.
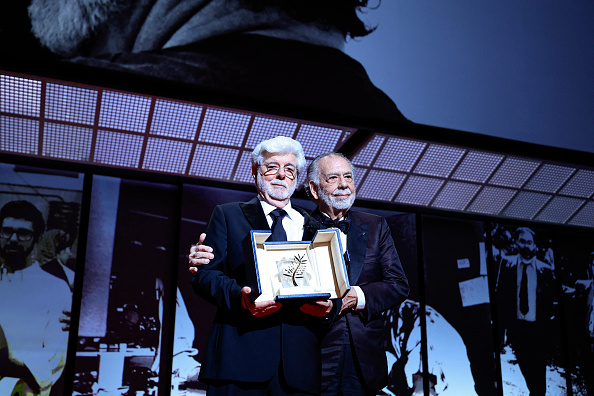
[300,299,333,317]
[189,233,214,273]
[241,286,283,317]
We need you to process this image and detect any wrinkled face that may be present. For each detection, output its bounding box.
[516,230,536,260]
[254,153,298,205]
[313,156,355,212]
[0,217,36,268]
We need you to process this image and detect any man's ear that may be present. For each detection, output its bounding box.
[308,180,319,200]
[251,165,257,179]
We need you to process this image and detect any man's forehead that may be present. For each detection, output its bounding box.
[517,232,534,241]
[263,152,297,163]
[2,217,34,229]
[320,156,352,174]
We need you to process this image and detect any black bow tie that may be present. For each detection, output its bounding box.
[321,217,351,234]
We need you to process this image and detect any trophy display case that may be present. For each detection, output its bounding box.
[245,229,350,302]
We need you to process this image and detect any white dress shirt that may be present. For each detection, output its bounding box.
[258,199,304,241]
[318,211,366,310]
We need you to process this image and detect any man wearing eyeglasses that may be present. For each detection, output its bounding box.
[0,200,71,395]
[190,151,410,395]
[190,136,335,395]
[0,202,42,275]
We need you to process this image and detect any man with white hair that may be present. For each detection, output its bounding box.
[190,151,409,394]
[304,152,409,395]
[191,136,334,395]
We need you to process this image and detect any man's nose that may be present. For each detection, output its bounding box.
[8,232,19,242]
[337,176,348,188]
[276,167,286,179]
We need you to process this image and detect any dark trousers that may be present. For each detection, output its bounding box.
[509,321,546,396]
[206,362,314,396]
[322,332,375,396]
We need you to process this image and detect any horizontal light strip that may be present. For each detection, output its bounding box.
[1,70,593,228]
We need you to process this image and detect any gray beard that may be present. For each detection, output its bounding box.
[319,188,355,211]
[28,0,120,56]
[256,173,296,201]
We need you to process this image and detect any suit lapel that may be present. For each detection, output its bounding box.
[239,197,269,231]
[296,206,320,241]
[310,207,368,282]
[346,211,368,283]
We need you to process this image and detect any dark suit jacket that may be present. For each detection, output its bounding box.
[191,197,330,394]
[313,208,410,391]
[495,254,557,342]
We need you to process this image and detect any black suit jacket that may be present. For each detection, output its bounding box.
[495,254,557,341]
[191,197,330,393]
[313,208,410,391]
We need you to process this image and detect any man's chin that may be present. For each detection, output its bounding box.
[2,248,23,257]
[1,253,27,269]
[269,194,290,201]
[331,196,354,210]
[270,187,292,200]
[261,190,288,202]
[520,251,536,260]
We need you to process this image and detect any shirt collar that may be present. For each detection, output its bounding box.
[521,256,536,266]
[258,197,294,219]
[319,210,347,221]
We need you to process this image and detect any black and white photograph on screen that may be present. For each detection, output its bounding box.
[491,224,566,396]
[0,162,83,396]
[73,176,181,396]
[420,216,497,396]
[0,1,409,125]
[178,184,257,395]
[5,1,594,154]
[555,231,594,395]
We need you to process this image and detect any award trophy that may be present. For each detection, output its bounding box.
[245,229,350,302]
[276,254,312,288]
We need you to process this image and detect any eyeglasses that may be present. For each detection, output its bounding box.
[260,163,297,180]
[0,227,34,242]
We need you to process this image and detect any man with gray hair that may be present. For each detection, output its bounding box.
[305,152,409,395]
[190,151,409,394]
[191,136,334,395]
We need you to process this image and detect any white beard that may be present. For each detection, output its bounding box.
[28,0,120,56]
[257,173,296,201]
[319,188,355,211]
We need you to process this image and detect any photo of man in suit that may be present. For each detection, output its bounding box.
[190,136,335,395]
[494,227,557,396]
[304,152,409,395]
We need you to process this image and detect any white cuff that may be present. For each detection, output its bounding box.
[352,286,366,310]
